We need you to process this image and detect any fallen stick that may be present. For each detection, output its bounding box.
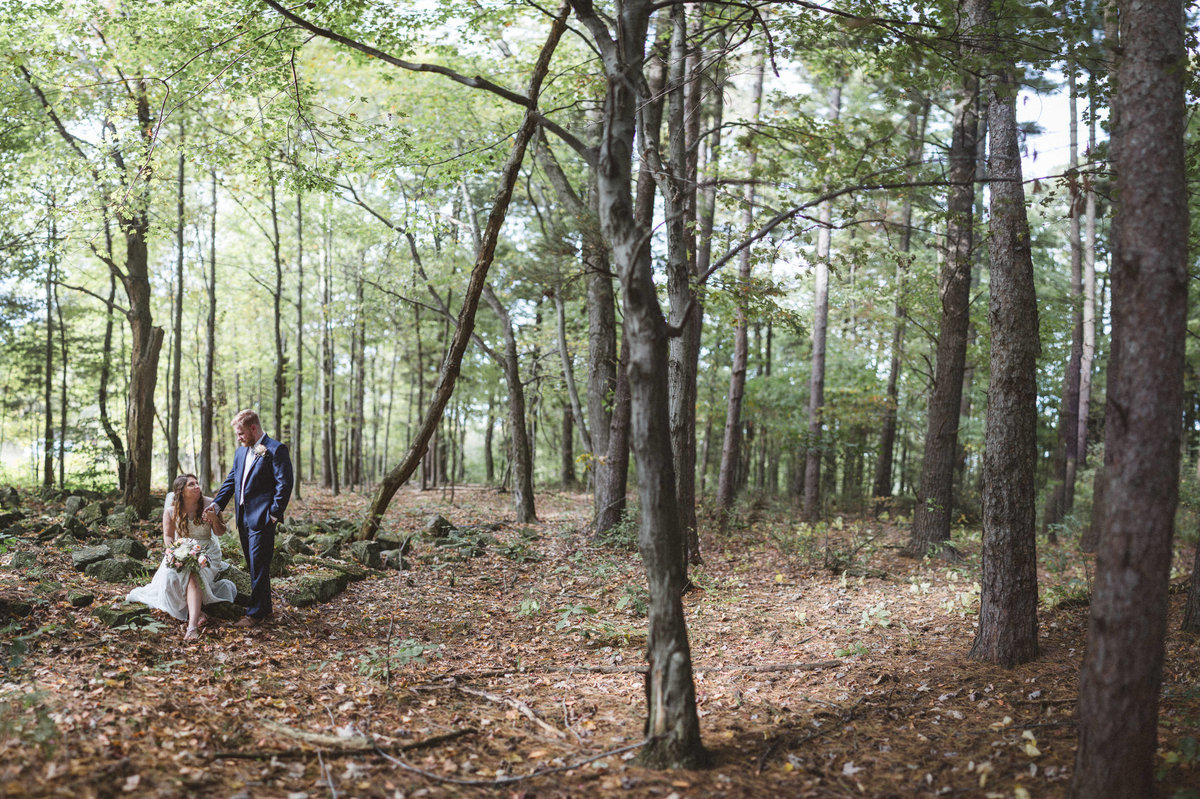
[209,727,477,761]
[457,685,566,739]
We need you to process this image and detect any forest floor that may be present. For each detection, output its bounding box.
[2,485,1199,799]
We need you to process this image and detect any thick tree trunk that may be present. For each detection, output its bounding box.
[715,50,764,528]
[570,0,705,768]
[663,4,703,566]
[803,84,842,520]
[906,9,981,556]
[1071,1,1187,794]
[1077,98,1097,476]
[561,405,577,487]
[969,61,1040,667]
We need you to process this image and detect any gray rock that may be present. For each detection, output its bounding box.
[0,597,33,619]
[278,534,313,556]
[67,591,94,608]
[283,570,350,607]
[220,565,252,605]
[93,603,154,628]
[424,514,455,539]
[8,551,38,569]
[347,540,383,569]
[77,502,108,526]
[309,533,344,558]
[105,508,136,534]
[204,600,244,622]
[72,544,112,571]
[64,516,89,540]
[34,523,63,542]
[270,549,291,578]
[0,509,23,528]
[84,556,147,583]
[108,537,149,560]
[292,555,368,581]
[63,496,85,518]
[0,486,19,509]
[380,549,409,570]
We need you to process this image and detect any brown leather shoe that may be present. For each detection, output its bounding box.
[232,616,260,628]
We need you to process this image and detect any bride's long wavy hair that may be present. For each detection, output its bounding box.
[170,473,203,535]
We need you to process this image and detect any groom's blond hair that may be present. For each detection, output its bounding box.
[232,409,261,429]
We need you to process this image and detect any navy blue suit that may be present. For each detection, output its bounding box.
[213,435,293,619]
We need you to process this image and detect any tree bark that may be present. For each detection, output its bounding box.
[359,7,568,539]
[969,57,1040,667]
[200,172,217,494]
[874,104,928,502]
[267,157,286,437]
[1071,0,1187,794]
[98,219,126,492]
[484,283,538,523]
[168,128,185,481]
[293,192,304,498]
[715,49,764,529]
[906,7,981,556]
[595,332,631,534]
[803,83,842,520]
[569,0,705,768]
[42,212,54,490]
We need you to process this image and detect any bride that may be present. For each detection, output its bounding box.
[127,473,237,641]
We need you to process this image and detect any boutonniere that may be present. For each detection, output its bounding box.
[252,443,269,458]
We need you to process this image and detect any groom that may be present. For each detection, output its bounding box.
[210,409,293,627]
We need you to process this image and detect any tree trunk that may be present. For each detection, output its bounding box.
[969,56,1040,667]
[1077,93,1098,476]
[268,158,286,437]
[1071,1,1187,794]
[168,130,185,481]
[554,288,591,457]
[715,49,764,528]
[874,104,928,502]
[569,0,705,768]
[663,4,703,567]
[42,213,54,491]
[803,83,843,520]
[98,221,126,492]
[485,284,538,523]
[293,192,304,499]
[595,333,632,535]
[322,208,339,495]
[906,9,981,556]
[561,405,577,487]
[200,172,217,494]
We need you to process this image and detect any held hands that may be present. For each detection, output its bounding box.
[202,506,218,526]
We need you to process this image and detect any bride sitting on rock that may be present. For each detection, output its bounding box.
[127,473,237,641]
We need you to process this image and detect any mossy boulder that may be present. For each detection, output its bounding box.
[63,496,86,518]
[63,516,90,540]
[77,502,111,526]
[283,569,350,607]
[105,508,137,534]
[108,537,149,560]
[72,544,113,571]
[347,540,383,569]
[278,534,314,556]
[292,555,368,581]
[424,514,455,539]
[0,597,33,619]
[93,603,154,628]
[8,551,39,569]
[84,556,147,583]
[0,509,24,529]
[0,486,19,509]
[270,549,292,578]
[204,601,244,622]
[380,549,409,570]
[67,591,94,608]
[219,565,252,605]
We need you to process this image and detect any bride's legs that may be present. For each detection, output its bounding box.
[185,574,204,637]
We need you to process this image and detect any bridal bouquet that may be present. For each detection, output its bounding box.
[165,541,210,574]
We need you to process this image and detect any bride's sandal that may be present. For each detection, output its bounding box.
[184,627,200,642]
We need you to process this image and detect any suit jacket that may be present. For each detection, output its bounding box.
[213,435,294,534]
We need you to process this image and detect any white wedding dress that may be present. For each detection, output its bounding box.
[126,492,237,620]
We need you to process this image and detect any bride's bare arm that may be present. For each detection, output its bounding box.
[162,506,175,548]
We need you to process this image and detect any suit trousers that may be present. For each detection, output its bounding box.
[239,519,275,619]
